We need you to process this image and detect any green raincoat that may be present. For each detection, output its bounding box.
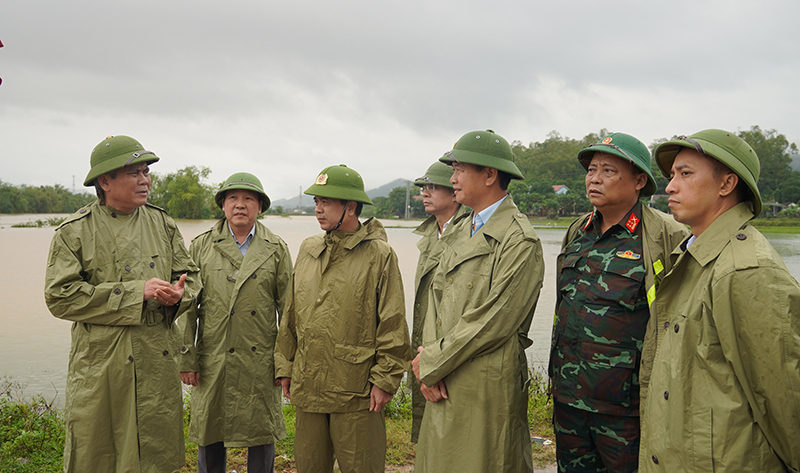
[409,206,469,442]
[274,218,411,413]
[640,203,800,472]
[416,196,544,473]
[44,201,199,473]
[554,204,689,406]
[179,219,291,447]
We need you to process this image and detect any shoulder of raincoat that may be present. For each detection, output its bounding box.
[640,203,800,473]
[274,217,412,413]
[416,195,543,473]
[179,218,291,447]
[43,200,200,473]
[552,204,688,405]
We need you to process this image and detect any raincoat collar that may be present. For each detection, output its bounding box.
[673,202,754,267]
[309,217,387,258]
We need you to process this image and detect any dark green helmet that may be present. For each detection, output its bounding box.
[304,164,373,205]
[84,135,159,186]
[439,129,524,180]
[414,161,454,188]
[577,132,657,196]
[654,129,762,215]
[215,172,270,212]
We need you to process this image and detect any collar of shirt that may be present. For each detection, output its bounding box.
[583,200,643,237]
[228,222,256,256]
[438,214,455,239]
[472,194,507,236]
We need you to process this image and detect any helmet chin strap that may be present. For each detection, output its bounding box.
[328,201,350,233]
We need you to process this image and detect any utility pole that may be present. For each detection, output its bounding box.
[404,179,412,220]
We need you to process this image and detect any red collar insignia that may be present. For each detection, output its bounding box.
[583,210,594,231]
[625,213,639,233]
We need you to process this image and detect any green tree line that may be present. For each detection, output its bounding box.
[4,126,797,219]
[0,181,95,214]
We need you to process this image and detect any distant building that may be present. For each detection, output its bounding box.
[552,185,569,195]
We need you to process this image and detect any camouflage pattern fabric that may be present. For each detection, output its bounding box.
[554,401,639,473]
[551,201,648,417]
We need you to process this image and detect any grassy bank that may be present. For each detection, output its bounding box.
[1,374,554,472]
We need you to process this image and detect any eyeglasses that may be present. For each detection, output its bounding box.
[419,184,437,195]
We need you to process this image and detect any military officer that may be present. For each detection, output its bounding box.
[409,161,469,443]
[412,130,544,473]
[640,129,800,472]
[549,133,688,472]
[274,164,411,473]
[44,135,199,473]
[180,172,292,473]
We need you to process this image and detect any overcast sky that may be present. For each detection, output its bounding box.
[2,0,798,201]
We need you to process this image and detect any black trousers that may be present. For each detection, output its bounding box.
[197,442,275,473]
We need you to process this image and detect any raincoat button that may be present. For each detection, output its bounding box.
[230,310,235,316]
[447,277,453,284]
[736,233,747,240]
[229,348,235,353]
[674,324,679,333]
[128,356,134,362]
[80,209,86,214]
[125,265,131,271]
[162,350,169,356]
[149,262,155,268]
[251,273,257,279]
[251,310,256,315]
[466,283,473,289]
[663,322,670,329]
[664,391,669,400]
[181,346,187,352]
[652,455,659,464]
[251,346,257,352]
[113,288,121,295]
[111,213,117,218]
[316,298,322,304]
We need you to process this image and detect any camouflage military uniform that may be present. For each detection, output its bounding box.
[551,201,648,472]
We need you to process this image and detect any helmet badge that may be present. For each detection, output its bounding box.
[315,173,329,185]
[602,137,613,144]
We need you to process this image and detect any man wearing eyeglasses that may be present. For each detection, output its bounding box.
[408,161,469,443]
[549,133,688,472]
[44,135,199,473]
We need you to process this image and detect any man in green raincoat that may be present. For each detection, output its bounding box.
[44,135,200,473]
[412,130,544,473]
[640,129,800,472]
[409,161,469,443]
[179,172,291,473]
[274,164,411,473]
[550,133,688,472]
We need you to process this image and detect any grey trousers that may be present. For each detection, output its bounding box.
[198,442,275,473]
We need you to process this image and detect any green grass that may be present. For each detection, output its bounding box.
[1,372,555,472]
[10,217,67,228]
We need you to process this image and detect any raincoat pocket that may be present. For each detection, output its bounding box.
[332,344,374,394]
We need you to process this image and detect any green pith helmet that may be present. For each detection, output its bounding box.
[654,129,762,216]
[414,161,454,188]
[215,172,271,212]
[439,129,524,180]
[577,132,657,196]
[304,164,373,205]
[84,135,159,186]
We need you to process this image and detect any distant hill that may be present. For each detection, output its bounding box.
[271,178,412,209]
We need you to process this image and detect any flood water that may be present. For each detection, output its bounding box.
[2,213,799,406]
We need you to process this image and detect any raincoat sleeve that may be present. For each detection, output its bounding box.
[715,265,800,470]
[166,219,200,325]
[370,249,412,395]
[274,271,298,379]
[274,241,293,326]
[420,230,543,386]
[179,237,204,372]
[45,228,147,326]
